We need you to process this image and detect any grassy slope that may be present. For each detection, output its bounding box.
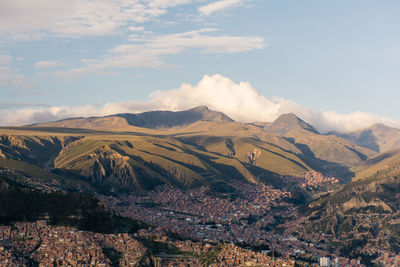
[351,148,400,181]
[284,129,376,167]
[0,124,314,192]
[0,119,378,193]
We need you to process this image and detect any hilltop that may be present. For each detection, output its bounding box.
[263,113,319,135]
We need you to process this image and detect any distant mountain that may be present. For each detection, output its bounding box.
[38,106,234,130]
[263,113,376,170]
[264,113,319,135]
[331,123,400,153]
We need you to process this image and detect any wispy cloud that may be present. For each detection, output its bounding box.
[127,26,145,32]
[34,60,64,69]
[52,68,116,79]
[1,74,399,133]
[0,0,195,39]
[199,0,252,16]
[52,29,265,78]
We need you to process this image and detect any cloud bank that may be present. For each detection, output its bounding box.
[1,74,399,133]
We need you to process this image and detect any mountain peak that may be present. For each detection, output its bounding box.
[275,113,301,122]
[189,105,209,112]
[368,123,390,131]
[265,113,319,135]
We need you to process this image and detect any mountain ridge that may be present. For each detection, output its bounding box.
[262,113,376,170]
[0,108,381,192]
[37,106,234,130]
[331,123,400,153]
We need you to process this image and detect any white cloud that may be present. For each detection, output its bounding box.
[1,74,399,133]
[199,0,251,16]
[34,60,64,69]
[148,0,193,9]
[0,0,195,39]
[127,26,145,32]
[53,29,265,78]
[144,75,400,132]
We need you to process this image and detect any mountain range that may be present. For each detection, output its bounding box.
[0,106,389,193]
[2,106,400,194]
[2,106,400,262]
[38,106,233,130]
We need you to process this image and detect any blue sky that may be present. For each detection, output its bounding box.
[0,0,399,131]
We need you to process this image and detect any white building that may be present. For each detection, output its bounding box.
[333,257,340,267]
[320,257,330,267]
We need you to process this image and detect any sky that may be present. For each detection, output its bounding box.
[1,0,400,132]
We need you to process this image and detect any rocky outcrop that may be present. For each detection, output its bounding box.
[89,147,137,189]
